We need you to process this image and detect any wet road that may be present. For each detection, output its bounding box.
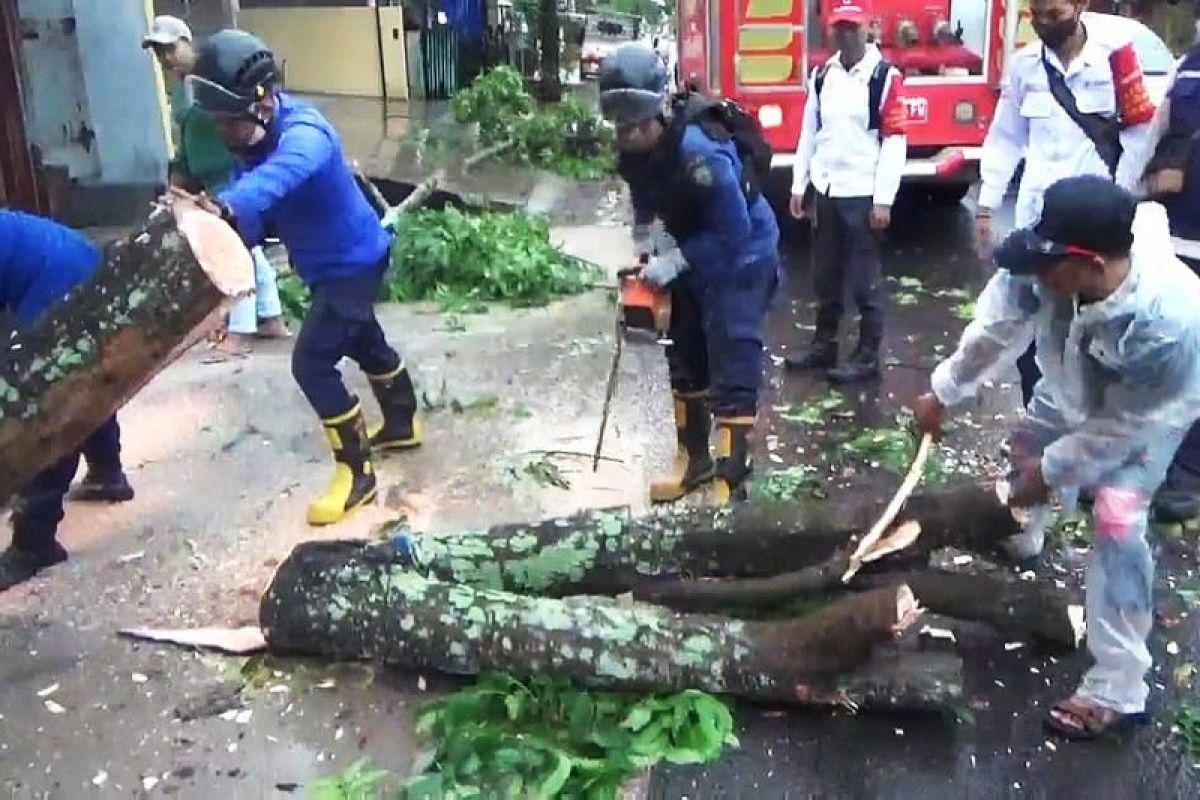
[651,193,1200,799]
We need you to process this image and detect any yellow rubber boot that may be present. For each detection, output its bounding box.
[308,402,378,526]
[710,417,754,506]
[366,364,424,451]
[649,393,714,503]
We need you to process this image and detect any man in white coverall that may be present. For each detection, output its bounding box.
[913,175,1200,739]
[974,3,1158,406]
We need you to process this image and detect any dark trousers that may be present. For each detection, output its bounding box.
[11,415,122,553]
[292,267,401,419]
[1173,255,1200,475]
[812,192,884,341]
[666,257,779,419]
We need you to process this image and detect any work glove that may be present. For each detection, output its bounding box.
[641,248,688,288]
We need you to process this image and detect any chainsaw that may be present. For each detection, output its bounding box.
[617,257,671,339]
[592,257,672,471]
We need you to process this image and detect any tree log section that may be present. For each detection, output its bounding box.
[390,486,1020,597]
[260,541,923,707]
[0,200,253,502]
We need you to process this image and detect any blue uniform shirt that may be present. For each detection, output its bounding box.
[626,122,779,285]
[219,93,391,287]
[0,211,102,327]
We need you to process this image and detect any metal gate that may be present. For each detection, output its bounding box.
[0,0,41,212]
[420,24,460,100]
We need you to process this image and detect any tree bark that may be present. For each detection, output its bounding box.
[535,0,562,101]
[0,199,253,503]
[854,570,1085,650]
[392,486,1020,597]
[260,541,929,708]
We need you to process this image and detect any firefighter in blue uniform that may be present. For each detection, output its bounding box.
[0,210,134,591]
[186,30,421,526]
[599,43,781,505]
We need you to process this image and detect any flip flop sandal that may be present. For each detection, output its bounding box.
[1044,696,1150,741]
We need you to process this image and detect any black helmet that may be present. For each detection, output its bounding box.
[189,29,279,115]
[598,43,668,125]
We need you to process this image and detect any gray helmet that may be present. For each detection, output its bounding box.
[189,29,279,116]
[598,43,668,125]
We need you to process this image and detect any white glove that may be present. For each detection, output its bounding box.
[650,227,678,256]
[642,248,688,288]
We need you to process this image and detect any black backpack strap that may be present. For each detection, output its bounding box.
[867,59,892,133]
[812,64,828,128]
[1040,49,1122,177]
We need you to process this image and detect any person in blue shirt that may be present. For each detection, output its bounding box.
[0,210,134,591]
[599,43,781,505]
[185,30,421,526]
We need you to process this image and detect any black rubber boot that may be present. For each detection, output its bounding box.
[366,365,424,451]
[827,336,881,384]
[650,393,714,503]
[307,401,378,526]
[1,515,68,592]
[711,417,754,505]
[1152,467,1200,524]
[68,466,135,503]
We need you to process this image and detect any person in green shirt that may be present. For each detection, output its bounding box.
[143,15,289,359]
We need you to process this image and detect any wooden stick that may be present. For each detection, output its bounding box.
[464,138,515,170]
[842,433,933,583]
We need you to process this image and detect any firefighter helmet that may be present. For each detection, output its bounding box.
[189,29,280,116]
[598,43,668,125]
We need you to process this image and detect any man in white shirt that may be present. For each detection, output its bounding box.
[785,0,908,384]
[974,1,1156,405]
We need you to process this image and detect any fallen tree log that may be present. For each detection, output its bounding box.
[389,486,1020,597]
[854,570,1085,649]
[0,198,253,503]
[261,542,939,709]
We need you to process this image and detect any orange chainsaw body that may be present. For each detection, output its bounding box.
[619,270,671,335]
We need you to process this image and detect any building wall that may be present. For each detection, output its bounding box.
[239,6,408,99]
[153,0,238,37]
[17,0,168,186]
[74,0,170,184]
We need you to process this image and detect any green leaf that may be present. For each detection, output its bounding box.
[535,750,574,798]
[663,747,708,765]
[620,706,653,732]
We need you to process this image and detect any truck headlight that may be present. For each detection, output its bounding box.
[758,104,783,129]
[954,101,977,124]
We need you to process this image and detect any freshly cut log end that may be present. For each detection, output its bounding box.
[0,200,253,503]
[261,542,926,708]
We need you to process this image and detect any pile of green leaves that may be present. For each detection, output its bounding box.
[841,427,951,485]
[451,66,534,141]
[401,674,738,799]
[1176,703,1200,757]
[512,96,616,180]
[277,273,311,325]
[385,207,597,311]
[451,67,614,179]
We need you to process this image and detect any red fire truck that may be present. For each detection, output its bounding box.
[677,0,1020,205]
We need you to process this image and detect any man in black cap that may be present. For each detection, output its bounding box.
[913,175,1200,739]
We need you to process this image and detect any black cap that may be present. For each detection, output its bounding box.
[994,175,1137,276]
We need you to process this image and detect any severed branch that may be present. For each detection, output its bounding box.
[634,521,923,614]
[842,433,933,583]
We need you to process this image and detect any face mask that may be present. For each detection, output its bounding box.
[1036,16,1077,50]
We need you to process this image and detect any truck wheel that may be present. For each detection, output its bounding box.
[926,183,971,206]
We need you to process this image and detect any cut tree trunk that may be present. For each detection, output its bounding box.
[389,486,1020,597]
[854,570,1085,649]
[0,198,253,503]
[261,541,935,708]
